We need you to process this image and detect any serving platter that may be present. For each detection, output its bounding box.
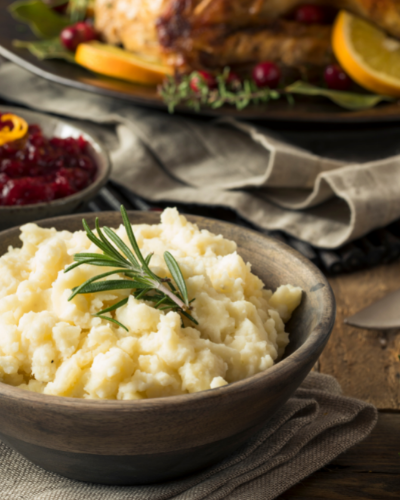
[1,0,400,123]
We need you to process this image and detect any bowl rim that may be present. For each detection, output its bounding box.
[0,211,336,409]
[0,105,111,210]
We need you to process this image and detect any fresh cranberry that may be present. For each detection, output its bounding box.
[252,62,281,88]
[294,5,328,24]
[190,71,217,92]
[60,22,97,51]
[60,26,82,51]
[74,22,97,43]
[324,64,352,91]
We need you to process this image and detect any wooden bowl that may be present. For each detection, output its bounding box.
[0,106,111,230]
[0,212,335,485]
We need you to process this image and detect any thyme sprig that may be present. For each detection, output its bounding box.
[65,206,197,331]
[159,67,281,113]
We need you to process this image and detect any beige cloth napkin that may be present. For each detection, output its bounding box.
[1,62,400,248]
[0,372,377,500]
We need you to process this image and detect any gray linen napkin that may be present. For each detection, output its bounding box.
[1,62,400,248]
[0,372,377,500]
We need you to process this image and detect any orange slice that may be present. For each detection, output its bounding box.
[75,42,173,86]
[332,10,400,97]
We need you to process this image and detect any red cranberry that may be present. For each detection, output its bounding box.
[60,22,97,52]
[75,22,97,43]
[60,26,82,51]
[252,62,281,89]
[190,71,217,92]
[324,64,352,91]
[294,5,327,24]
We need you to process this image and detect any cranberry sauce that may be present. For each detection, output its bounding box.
[0,114,97,206]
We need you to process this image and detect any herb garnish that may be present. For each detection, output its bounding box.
[159,68,281,113]
[65,206,197,331]
[158,68,394,113]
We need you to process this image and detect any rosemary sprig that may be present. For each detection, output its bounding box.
[158,67,281,113]
[65,206,198,330]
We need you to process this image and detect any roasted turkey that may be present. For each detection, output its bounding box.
[94,0,400,73]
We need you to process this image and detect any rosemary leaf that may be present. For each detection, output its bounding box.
[144,253,153,266]
[68,270,130,300]
[82,219,125,261]
[72,279,150,295]
[95,315,129,332]
[120,206,153,274]
[103,226,140,270]
[181,310,199,325]
[164,251,189,307]
[94,297,129,316]
[95,218,126,262]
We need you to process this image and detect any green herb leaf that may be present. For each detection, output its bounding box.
[94,297,129,316]
[82,219,128,262]
[9,0,70,38]
[13,37,76,63]
[95,315,129,332]
[72,279,150,295]
[181,310,199,325]
[285,81,394,111]
[68,270,129,300]
[103,226,140,270]
[164,251,189,307]
[120,206,158,280]
[95,218,126,263]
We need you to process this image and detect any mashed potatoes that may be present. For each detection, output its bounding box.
[0,209,301,399]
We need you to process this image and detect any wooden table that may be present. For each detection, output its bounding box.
[280,261,400,498]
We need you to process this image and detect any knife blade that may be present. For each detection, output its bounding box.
[344,288,400,330]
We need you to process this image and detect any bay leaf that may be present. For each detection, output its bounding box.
[285,80,395,110]
[9,0,70,39]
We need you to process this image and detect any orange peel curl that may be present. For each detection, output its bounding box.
[0,113,28,146]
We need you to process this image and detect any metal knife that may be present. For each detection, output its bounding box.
[344,288,400,330]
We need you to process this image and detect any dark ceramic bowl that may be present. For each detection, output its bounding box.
[0,106,110,229]
[0,211,335,485]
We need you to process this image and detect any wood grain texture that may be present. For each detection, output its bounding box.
[279,412,400,499]
[321,261,400,409]
[0,211,335,484]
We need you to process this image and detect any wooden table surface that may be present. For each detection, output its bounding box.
[279,260,400,499]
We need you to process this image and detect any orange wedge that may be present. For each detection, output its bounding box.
[75,41,173,86]
[332,10,400,97]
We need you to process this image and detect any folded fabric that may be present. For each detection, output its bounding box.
[1,63,399,248]
[0,372,377,500]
